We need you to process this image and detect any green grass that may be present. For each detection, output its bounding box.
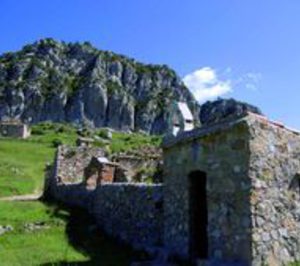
[0,124,157,265]
[0,201,144,266]
[0,122,161,197]
[0,201,86,266]
[110,132,161,153]
[29,122,78,146]
[29,122,162,154]
[0,139,55,197]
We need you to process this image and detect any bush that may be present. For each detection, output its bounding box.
[35,122,56,131]
[55,124,73,134]
[31,128,45,135]
[52,139,63,148]
[97,129,112,140]
[93,140,106,148]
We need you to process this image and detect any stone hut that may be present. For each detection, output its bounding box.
[84,156,119,189]
[0,120,30,138]
[162,112,300,265]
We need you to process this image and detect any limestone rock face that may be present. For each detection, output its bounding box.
[0,38,200,134]
[200,98,263,125]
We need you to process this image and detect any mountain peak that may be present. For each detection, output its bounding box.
[0,39,199,134]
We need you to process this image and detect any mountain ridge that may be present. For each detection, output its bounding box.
[0,38,263,134]
[0,38,200,134]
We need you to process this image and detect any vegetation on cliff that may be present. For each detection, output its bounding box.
[0,38,199,134]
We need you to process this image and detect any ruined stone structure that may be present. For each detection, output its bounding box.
[44,145,163,250]
[84,157,119,189]
[0,121,30,138]
[45,112,300,265]
[52,145,106,184]
[163,112,300,265]
[112,153,161,183]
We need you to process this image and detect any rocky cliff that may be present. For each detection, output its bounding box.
[200,98,263,126]
[0,38,199,134]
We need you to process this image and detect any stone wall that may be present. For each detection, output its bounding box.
[113,155,160,182]
[162,113,300,265]
[45,145,164,251]
[44,146,95,208]
[163,118,252,263]
[248,116,300,265]
[92,183,163,249]
[55,145,106,183]
[45,113,300,265]
[112,146,162,183]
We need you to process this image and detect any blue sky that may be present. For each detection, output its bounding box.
[0,0,299,128]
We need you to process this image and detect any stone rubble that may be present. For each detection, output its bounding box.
[0,225,13,235]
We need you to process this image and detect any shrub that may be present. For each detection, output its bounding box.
[93,140,107,148]
[52,139,63,148]
[31,128,45,135]
[97,128,112,140]
[55,124,71,134]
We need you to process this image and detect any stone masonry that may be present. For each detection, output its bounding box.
[45,112,300,265]
[45,145,163,250]
[162,112,300,265]
[249,116,300,265]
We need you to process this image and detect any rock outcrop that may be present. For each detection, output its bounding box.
[200,98,263,126]
[0,38,199,134]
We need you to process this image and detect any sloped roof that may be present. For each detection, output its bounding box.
[163,112,300,148]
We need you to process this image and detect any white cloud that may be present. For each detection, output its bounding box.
[183,67,262,103]
[182,67,232,103]
[245,72,262,82]
[235,72,262,91]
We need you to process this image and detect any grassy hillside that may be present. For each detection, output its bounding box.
[0,124,299,265]
[0,139,55,197]
[0,123,158,265]
[0,201,85,265]
[0,122,161,197]
[0,201,144,266]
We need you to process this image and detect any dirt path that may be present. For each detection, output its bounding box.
[0,194,42,201]
[0,193,42,201]
[0,188,42,201]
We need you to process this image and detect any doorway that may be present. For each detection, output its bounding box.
[188,170,208,259]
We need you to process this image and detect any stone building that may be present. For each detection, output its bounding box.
[0,121,30,138]
[84,156,119,189]
[45,111,300,265]
[162,112,300,265]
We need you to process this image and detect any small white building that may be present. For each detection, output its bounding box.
[170,102,195,136]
